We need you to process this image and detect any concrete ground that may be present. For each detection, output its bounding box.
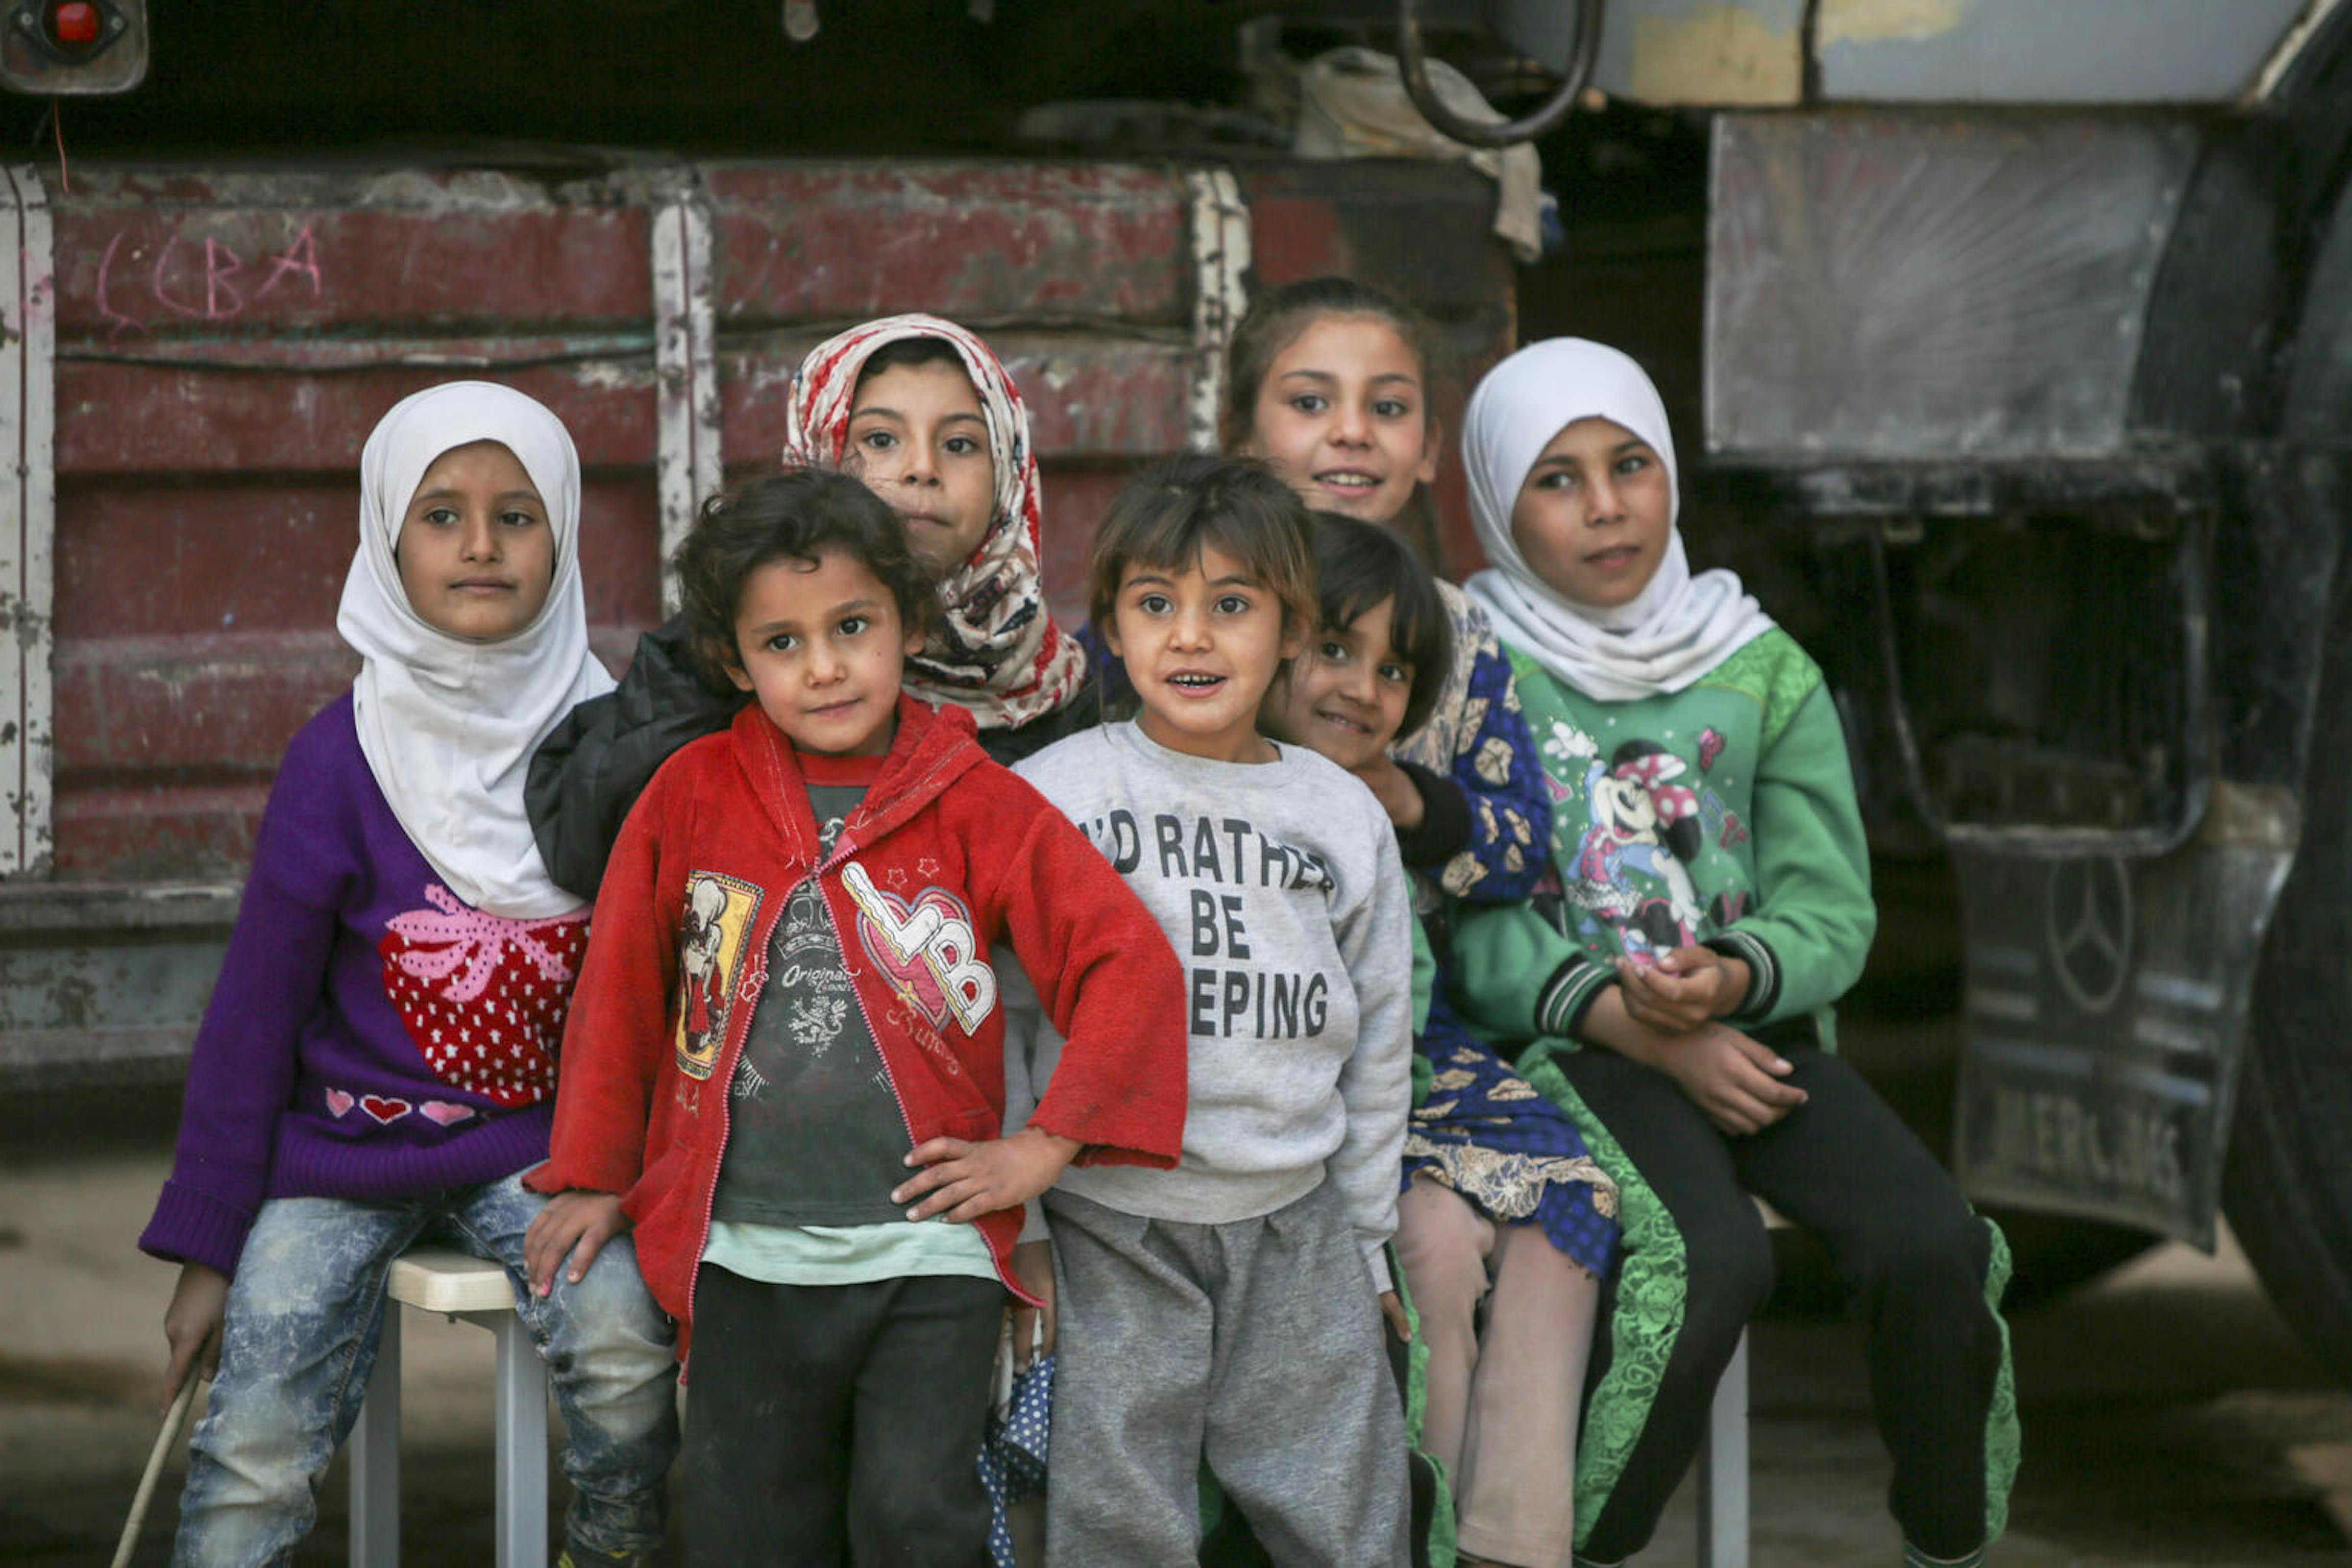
[4,1077,2349,1567]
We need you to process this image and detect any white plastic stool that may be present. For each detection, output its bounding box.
[350,1246,548,1568]
[1696,1328,1751,1568]
[1693,1199,1790,1568]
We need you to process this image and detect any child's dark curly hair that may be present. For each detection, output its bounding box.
[672,467,937,689]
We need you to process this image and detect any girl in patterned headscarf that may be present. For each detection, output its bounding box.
[526,315,1094,899]
[785,314,1086,734]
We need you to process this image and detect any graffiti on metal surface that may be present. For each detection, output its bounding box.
[90,221,322,336]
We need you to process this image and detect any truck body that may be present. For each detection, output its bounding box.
[12,0,2352,1378]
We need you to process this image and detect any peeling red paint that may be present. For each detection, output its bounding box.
[38,158,1511,883]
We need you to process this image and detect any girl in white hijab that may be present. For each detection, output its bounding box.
[1447,339,2017,1568]
[340,379,615,917]
[142,382,677,1568]
[1462,337,1773,699]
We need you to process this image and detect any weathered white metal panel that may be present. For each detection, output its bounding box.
[1705,114,2196,460]
[651,182,720,616]
[1815,0,2311,104]
[1185,168,1251,455]
[0,164,52,877]
[1589,0,1809,108]
[1588,0,2316,106]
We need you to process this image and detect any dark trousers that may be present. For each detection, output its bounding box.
[1560,1047,2008,1564]
[679,1265,1002,1567]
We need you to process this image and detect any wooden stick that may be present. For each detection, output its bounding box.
[111,1373,198,1568]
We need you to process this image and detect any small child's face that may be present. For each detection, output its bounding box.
[1105,544,1304,765]
[726,548,925,757]
[1509,415,1673,609]
[394,440,554,642]
[1260,596,1412,773]
[845,360,995,578]
[1241,314,1438,526]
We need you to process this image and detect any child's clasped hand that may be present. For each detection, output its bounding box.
[1614,944,1751,1034]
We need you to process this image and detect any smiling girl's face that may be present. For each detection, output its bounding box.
[1507,415,1674,609]
[1259,596,1413,773]
[1240,313,1438,527]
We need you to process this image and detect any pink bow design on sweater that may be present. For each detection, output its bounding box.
[386,885,580,1003]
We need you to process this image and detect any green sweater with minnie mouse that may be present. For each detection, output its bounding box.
[1450,627,1875,1049]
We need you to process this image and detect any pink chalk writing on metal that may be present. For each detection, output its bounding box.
[91,220,325,337]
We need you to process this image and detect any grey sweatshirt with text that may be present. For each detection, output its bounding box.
[1007,721,1414,1291]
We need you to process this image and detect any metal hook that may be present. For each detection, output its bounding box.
[1394,0,1605,149]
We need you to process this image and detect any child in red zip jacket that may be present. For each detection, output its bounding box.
[523,468,1188,1567]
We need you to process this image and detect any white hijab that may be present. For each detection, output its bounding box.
[1462,338,1774,701]
[336,382,615,919]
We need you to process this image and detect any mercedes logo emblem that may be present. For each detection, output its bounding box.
[2044,855,2133,1015]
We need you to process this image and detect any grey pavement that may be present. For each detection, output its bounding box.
[2,1082,2347,1566]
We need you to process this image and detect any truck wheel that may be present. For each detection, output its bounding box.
[2224,1003,2352,1387]
[2224,605,2352,1388]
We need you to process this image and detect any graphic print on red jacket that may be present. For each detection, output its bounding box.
[530,696,1189,1343]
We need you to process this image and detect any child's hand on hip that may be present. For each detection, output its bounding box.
[895,1126,1082,1224]
[1009,1239,1056,1371]
[524,1190,629,1297]
[1656,1023,1806,1136]
[1616,946,1751,1034]
[161,1262,228,1411]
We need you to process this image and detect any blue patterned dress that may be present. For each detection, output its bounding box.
[1394,584,1618,1276]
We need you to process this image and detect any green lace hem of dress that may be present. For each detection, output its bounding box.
[1980,1212,2020,1546]
[1518,1043,1687,1551]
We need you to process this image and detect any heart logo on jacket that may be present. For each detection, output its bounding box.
[844,864,996,1034]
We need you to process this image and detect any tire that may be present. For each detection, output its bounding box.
[2225,994,2352,1388]
[2223,549,2352,1390]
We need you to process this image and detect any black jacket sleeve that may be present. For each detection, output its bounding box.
[526,614,744,901]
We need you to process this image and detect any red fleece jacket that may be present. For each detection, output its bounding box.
[529,697,1187,1351]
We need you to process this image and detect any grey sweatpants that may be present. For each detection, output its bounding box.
[1042,1179,1410,1568]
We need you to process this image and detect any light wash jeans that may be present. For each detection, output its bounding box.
[171,1171,678,1568]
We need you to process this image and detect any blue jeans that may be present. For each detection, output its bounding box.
[172,1171,678,1568]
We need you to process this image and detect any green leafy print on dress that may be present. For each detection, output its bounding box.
[1517,1048,1685,1548]
[1980,1214,2020,1545]
[1392,1252,1461,1566]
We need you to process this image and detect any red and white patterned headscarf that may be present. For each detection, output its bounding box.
[784,314,1086,731]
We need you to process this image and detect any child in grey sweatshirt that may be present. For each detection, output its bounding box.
[1008,456,1415,1567]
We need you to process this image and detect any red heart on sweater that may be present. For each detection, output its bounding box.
[360,1095,412,1124]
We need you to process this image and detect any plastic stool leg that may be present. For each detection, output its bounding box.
[1696,1327,1750,1568]
[484,1309,549,1568]
[350,1305,402,1567]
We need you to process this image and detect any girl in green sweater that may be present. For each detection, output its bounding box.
[1448,338,2017,1568]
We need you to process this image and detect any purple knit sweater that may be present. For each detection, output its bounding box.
[139,695,587,1278]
